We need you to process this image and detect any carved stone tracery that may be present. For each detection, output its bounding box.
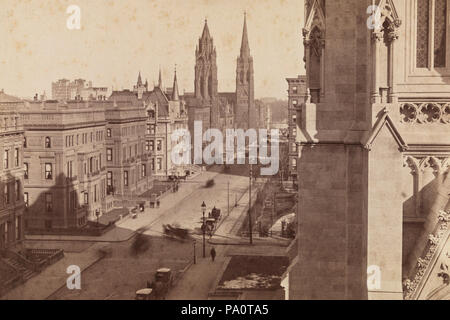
[400,102,450,124]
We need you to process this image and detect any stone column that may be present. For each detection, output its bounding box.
[371,32,383,104]
[388,21,401,103]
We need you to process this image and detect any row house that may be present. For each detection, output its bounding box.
[104,99,151,198]
[110,70,188,180]
[21,100,110,229]
[0,91,25,249]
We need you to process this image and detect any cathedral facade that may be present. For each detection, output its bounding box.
[185,15,258,144]
[291,0,450,300]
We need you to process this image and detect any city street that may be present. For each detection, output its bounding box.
[118,168,250,237]
[45,167,253,300]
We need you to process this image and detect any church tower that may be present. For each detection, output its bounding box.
[235,13,255,129]
[195,20,218,102]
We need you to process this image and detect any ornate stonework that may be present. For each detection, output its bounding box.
[403,210,450,300]
[400,102,450,124]
[403,155,450,175]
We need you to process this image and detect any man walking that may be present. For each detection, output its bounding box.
[210,247,216,262]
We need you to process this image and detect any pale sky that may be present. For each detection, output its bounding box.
[0,0,305,100]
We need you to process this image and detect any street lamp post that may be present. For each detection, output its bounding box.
[193,240,196,264]
[201,201,206,258]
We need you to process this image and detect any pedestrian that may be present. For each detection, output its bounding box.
[210,247,216,262]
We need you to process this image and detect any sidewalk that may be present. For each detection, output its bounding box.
[167,255,226,300]
[24,170,213,243]
[2,243,105,300]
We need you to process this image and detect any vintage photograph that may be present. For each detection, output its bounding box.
[0,0,449,302]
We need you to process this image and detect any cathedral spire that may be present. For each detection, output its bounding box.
[240,12,250,58]
[172,65,179,101]
[137,71,142,86]
[158,66,162,88]
[201,18,211,40]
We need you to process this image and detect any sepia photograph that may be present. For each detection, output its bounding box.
[0,0,449,307]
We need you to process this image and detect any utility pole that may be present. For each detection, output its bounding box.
[249,164,253,244]
[227,181,230,216]
[272,192,275,235]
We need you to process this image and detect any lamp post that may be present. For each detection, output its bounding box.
[193,239,196,264]
[201,201,206,258]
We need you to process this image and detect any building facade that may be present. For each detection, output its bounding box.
[52,79,108,102]
[104,99,150,199]
[0,91,25,250]
[21,100,110,229]
[109,70,187,182]
[286,76,307,180]
[184,15,258,152]
[291,0,450,300]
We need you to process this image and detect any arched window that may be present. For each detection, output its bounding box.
[417,0,447,68]
[45,137,51,148]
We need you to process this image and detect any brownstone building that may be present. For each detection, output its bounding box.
[21,100,111,229]
[286,76,307,180]
[109,69,187,181]
[0,91,25,249]
[104,98,150,199]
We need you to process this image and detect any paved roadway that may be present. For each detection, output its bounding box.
[117,169,250,237]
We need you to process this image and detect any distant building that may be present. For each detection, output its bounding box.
[184,15,259,156]
[286,75,307,180]
[52,79,108,102]
[0,90,26,250]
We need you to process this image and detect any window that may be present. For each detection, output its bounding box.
[417,0,448,68]
[107,148,112,161]
[124,171,129,186]
[157,140,162,151]
[291,158,297,168]
[3,149,9,169]
[146,124,151,134]
[107,171,113,187]
[15,181,20,201]
[15,216,20,241]
[107,128,111,137]
[145,141,150,151]
[4,184,9,205]
[14,148,19,167]
[23,137,27,148]
[84,192,89,205]
[151,158,155,171]
[141,164,147,177]
[45,193,53,212]
[293,86,298,94]
[149,140,154,151]
[45,163,53,180]
[157,158,162,170]
[150,124,155,134]
[94,185,97,203]
[292,99,298,106]
[24,192,29,208]
[45,137,51,148]
[67,161,73,178]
